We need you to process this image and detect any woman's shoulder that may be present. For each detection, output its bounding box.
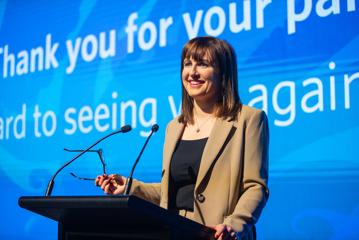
[165,116,183,132]
[240,104,264,115]
[167,116,181,125]
[237,105,267,122]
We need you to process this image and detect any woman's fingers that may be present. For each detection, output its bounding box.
[103,181,112,194]
[213,224,226,239]
[212,224,236,240]
[95,174,126,195]
[100,178,111,191]
[109,174,125,186]
[95,174,107,186]
[94,174,126,195]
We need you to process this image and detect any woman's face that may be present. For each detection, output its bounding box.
[182,55,220,103]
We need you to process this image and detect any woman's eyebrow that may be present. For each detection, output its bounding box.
[200,59,210,62]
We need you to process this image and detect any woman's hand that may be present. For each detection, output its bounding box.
[211,224,238,240]
[95,174,126,195]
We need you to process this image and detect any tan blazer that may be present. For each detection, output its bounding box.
[131,105,269,239]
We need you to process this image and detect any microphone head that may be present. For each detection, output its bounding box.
[121,125,132,133]
[151,124,159,132]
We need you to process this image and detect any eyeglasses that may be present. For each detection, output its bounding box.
[64,148,107,181]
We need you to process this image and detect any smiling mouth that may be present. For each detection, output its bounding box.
[189,79,205,86]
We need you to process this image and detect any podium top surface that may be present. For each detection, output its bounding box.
[19,195,215,239]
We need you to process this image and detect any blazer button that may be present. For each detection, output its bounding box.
[197,193,205,203]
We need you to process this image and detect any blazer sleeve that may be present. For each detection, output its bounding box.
[223,110,269,235]
[129,179,161,206]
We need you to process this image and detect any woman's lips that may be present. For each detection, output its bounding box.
[189,79,205,87]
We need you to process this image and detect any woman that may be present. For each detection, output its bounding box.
[96,36,269,240]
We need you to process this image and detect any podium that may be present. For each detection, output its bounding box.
[19,195,215,240]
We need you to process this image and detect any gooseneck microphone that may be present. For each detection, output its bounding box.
[124,124,159,195]
[44,125,132,196]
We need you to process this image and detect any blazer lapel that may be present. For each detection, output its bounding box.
[163,120,185,174]
[161,120,184,207]
[195,118,234,191]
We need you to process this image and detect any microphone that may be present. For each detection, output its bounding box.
[124,124,159,195]
[44,125,132,196]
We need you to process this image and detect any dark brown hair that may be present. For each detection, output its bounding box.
[178,36,241,124]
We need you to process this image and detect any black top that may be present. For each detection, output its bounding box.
[169,138,208,211]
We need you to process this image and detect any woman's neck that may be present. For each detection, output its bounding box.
[193,99,217,119]
[182,99,217,140]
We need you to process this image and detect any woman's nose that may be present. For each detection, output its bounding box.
[190,66,199,78]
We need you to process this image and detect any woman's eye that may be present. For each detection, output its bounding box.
[198,62,209,67]
[184,62,192,67]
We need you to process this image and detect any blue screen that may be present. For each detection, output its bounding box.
[1,0,359,239]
